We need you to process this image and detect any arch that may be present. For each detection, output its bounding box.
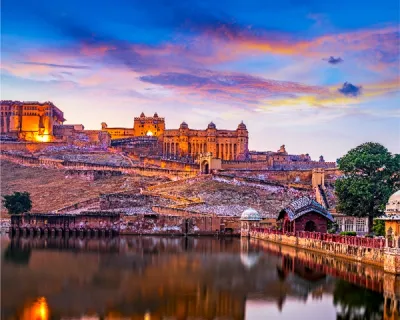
[304,220,317,232]
[201,160,210,174]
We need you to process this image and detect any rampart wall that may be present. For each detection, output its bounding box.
[215,170,314,188]
[0,141,69,153]
[143,157,199,171]
[221,159,337,170]
[54,197,100,213]
[0,152,198,179]
[65,169,122,181]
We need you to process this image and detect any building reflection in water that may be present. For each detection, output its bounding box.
[1,236,398,319]
[20,297,49,320]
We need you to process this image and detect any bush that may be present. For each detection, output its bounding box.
[2,192,32,215]
[340,231,357,236]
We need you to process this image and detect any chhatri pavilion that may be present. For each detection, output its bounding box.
[379,190,400,249]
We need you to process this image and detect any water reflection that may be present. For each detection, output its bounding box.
[1,236,398,319]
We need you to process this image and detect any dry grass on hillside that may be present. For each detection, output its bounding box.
[0,161,168,214]
[152,177,304,215]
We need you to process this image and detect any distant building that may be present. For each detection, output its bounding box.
[102,112,249,160]
[0,100,65,142]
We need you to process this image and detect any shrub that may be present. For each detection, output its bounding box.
[340,231,357,236]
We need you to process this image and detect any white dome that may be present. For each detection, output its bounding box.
[386,190,400,215]
[240,208,261,221]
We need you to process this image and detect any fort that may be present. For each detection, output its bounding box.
[0,101,336,172]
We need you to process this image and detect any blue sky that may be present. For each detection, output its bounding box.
[1,0,399,160]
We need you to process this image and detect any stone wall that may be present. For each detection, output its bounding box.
[0,152,198,179]
[143,157,199,171]
[100,192,151,210]
[0,141,69,153]
[221,160,337,170]
[250,231,384,267]
[216,170,313,187]
[120,214,240,235]
[65,169,122,181]
[54,197,100,213]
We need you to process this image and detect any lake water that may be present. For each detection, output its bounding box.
[1,235,389,320]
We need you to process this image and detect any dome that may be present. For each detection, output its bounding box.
[140,112,145,117]
[207,121,216,129]
[386,190,400,215]
[240,208,262,221]
[153,112,158,118]
[237,121,247,130]
[180,121,188,129]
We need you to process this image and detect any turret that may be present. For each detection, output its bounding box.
[236,121,249,160]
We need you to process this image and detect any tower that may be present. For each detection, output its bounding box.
[178,121,189,157]
[206,122,217,157]
[236,121,249,160]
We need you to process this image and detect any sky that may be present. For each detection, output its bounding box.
[1,0,399,161]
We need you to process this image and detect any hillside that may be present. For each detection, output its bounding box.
[149,176,315,217]
[0,161,169,214]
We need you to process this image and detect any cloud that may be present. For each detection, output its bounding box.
[338,82,362,97]
[20,62,91,69]
[139,71,327,107]
[323,56,343,64]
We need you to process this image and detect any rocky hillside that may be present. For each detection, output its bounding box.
[150,176,315,217]
[0,160,169,214]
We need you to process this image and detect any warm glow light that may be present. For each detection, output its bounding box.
[144,311,151,320]
[21,297,49,320]
[35,135,50,142]
[146,130,154,136]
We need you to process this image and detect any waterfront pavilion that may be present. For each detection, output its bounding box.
[277,197,334,233]
[378,190,400,249]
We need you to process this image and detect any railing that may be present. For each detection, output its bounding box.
[251,228,385,249]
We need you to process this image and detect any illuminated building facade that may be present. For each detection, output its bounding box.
[0,100,65,142]
[102,112,249,160]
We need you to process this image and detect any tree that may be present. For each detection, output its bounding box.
[2,192,32,215]
[335,143,400,230]
[372,220,385,237]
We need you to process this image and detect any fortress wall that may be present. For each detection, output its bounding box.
[100,193,151,210]
[0,152,198,179]
[64,169,122,181]
[271,160,337,170]
[54,197,100,213]
[143,157,199,171]
[218,169,313,185]
[0,142,68,153]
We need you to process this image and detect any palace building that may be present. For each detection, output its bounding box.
[0,100,65,142]
[102,112,249,160]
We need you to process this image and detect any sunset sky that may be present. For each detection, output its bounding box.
[1,0,399,160]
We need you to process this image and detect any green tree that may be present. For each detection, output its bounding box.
[372,219,385,237]
[335,143,400,230]
[2,191,32,215]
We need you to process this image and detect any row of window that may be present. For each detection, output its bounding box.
[337,218,367,232]
[0,112,51,116]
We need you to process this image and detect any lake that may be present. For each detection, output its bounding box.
[1,235,389,319]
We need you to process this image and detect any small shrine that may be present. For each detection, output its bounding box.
[277,197,334,233]
[240,208,262,237]
[378,190,400,274]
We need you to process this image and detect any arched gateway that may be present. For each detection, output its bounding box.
[199,153,221,174]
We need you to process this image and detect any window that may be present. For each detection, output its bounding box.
[344,219,354,232]
[337,218,343,230]
[356,218,366,232]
